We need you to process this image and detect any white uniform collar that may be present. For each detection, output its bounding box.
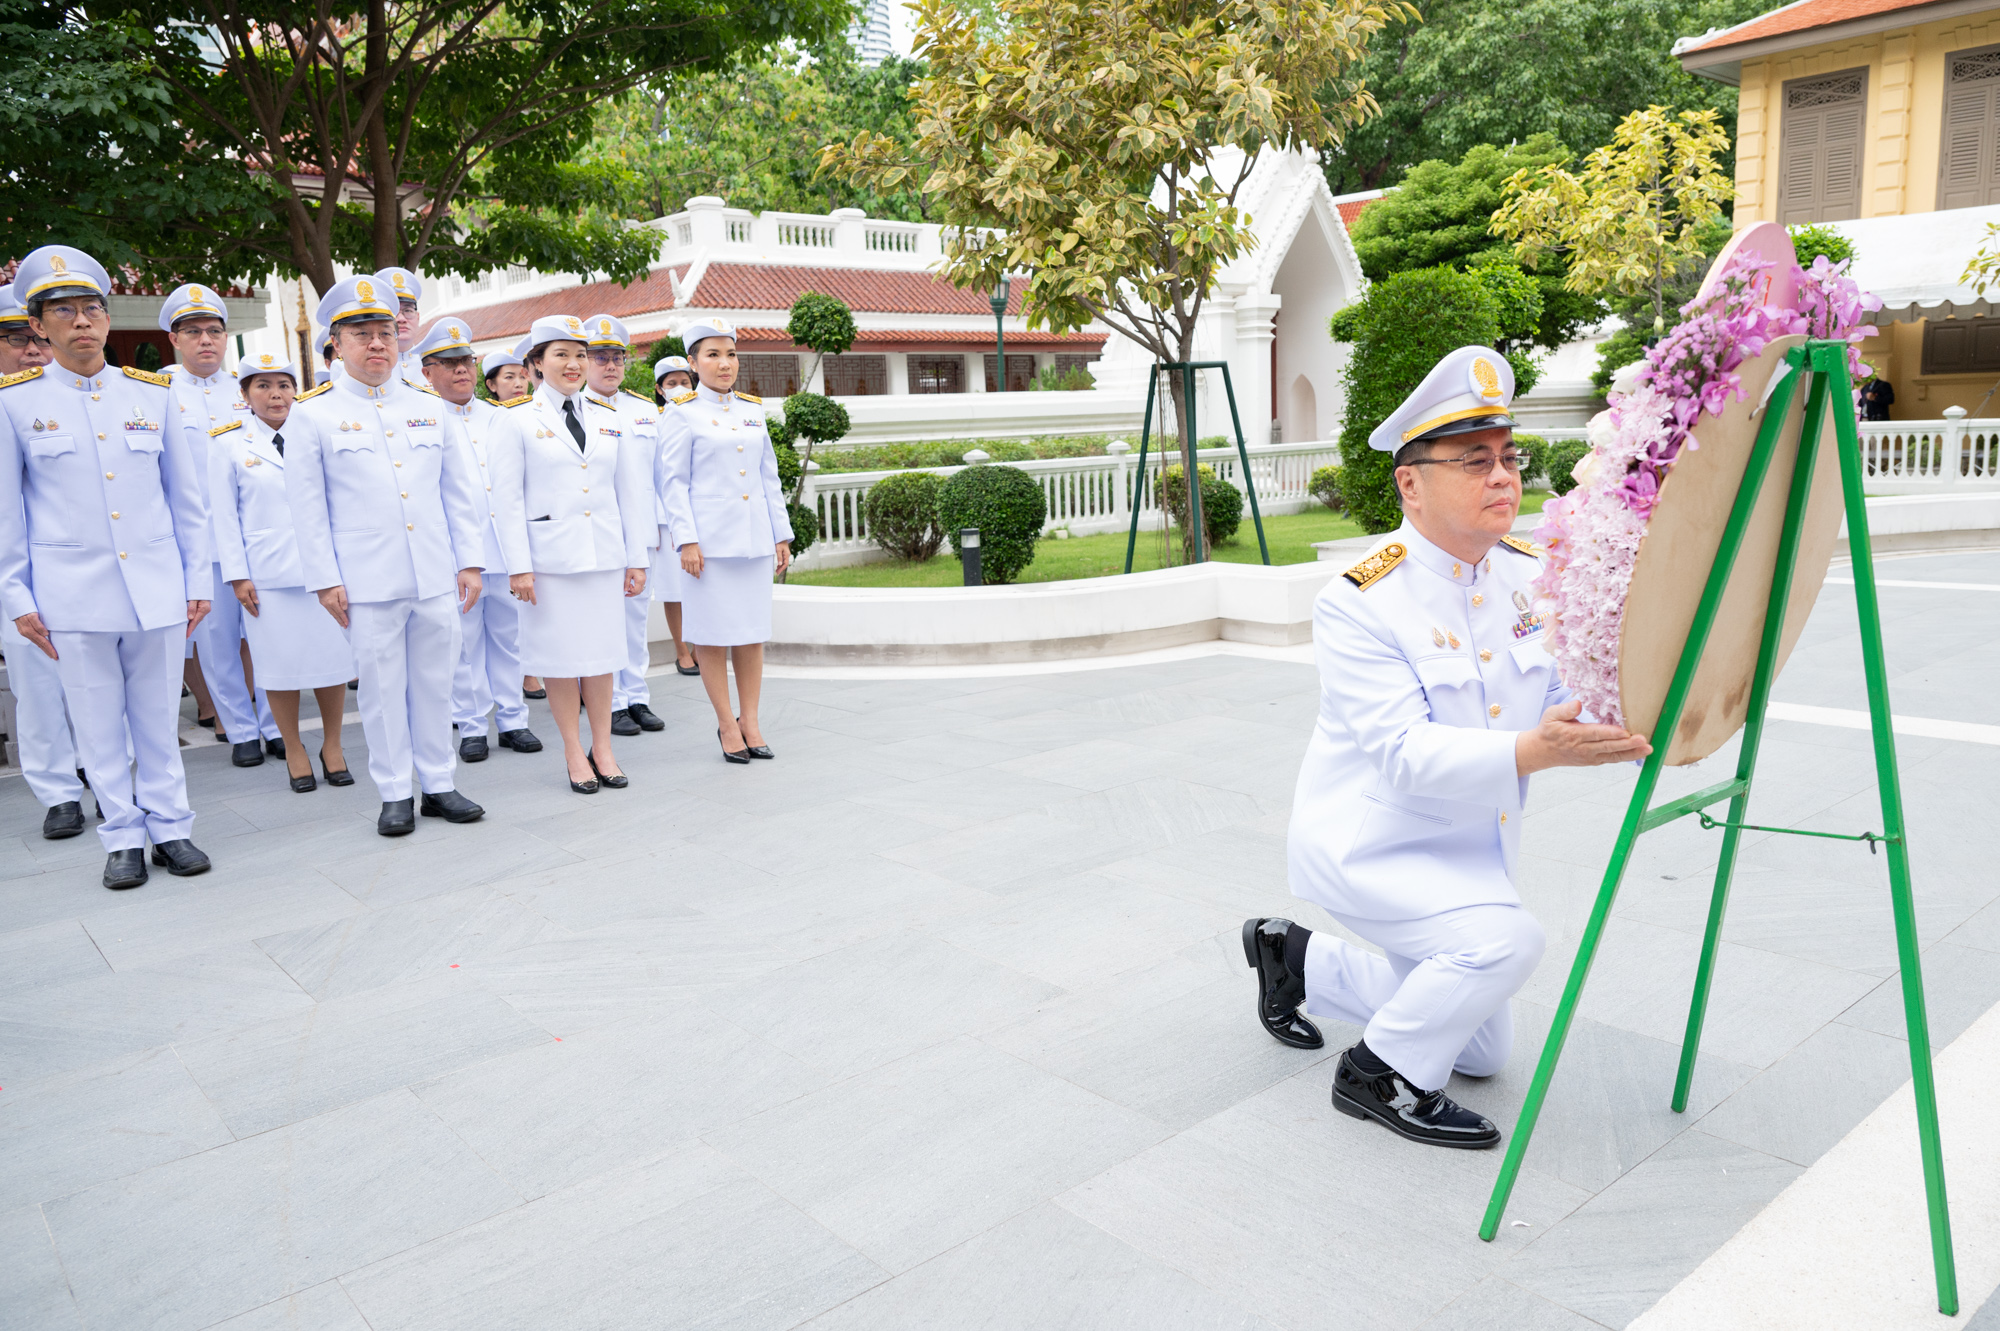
[55,363,107,390]
[444,397,477,418]
[695,383,732,405]
[536,380,582,411]
[334,373,396,401]
[176,365,227,390]
[584,386,619,409]
[1397,522,1496,589]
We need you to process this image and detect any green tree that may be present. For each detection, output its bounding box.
[1494,105,1733,336]
[39,0,847,292]
[1321,0,1775,195]
[826,0,1411,563]
[585,46,931,222]
[1333,266,1502,533]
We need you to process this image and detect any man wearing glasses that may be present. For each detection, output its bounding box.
[1242,345,1651,1149]
[0,246,214,889]
[161,283,281,767]
[579,313,665,736]
[0,297,88,841]
[285,275,488,836]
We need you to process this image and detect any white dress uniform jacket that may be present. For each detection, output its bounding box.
[0,364,210,630]
[1288,523,1569,922]
[448,396,510,575]
[168,364,250,465]
[284,375,487,600]
[657,385,793,556]
[208,417,305,588]
[589,389,664,552]
[489,382,651,575]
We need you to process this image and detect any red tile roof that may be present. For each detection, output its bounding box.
[441,262,1031,341]
[1678,0,1940,53]
[0,258,256,300]
[1334,193,1383,232]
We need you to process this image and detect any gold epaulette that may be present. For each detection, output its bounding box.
[622,390,653,404]
[122,366,172,387]
[1342,542,1406,591]
[296,382,333,401]
[0,366,42,389]
[734,390,761,404]
[1498,534,1543,558]
[413,382,441,397]
[670,390,697,405]
[500,394,534,408]
[208,420,245,437]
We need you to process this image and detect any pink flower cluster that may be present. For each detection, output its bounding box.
[1528,252,1878,726]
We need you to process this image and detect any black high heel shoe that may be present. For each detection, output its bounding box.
[586,751,628,789]
[289,765,318,793]
[568,757,599,794]
[717,727,751,764]
[319,750,354,786]
[735,718,773,760]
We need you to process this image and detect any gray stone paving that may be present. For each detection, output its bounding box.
[3,548,2000,1329]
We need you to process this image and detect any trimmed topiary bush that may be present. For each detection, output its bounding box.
[1159,463,1242,547]
[785,499,819,558]
[939,464,1045,584]
[1545,439,1591,496]
[1332,267,1503,534]
[865,470,945,561]
[1308,463,1345,511]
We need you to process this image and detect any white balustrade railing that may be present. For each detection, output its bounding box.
[798,440,1343,566]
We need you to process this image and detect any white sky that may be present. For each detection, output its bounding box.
[888,0,919,58]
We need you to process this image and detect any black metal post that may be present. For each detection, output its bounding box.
[959,527,983,586]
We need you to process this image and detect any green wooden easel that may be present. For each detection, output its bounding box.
[1477,339,1959,1316]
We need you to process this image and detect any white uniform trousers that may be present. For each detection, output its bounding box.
[1302,903,1546,1093]
[612,592,651,710]
[50,626,193,852]
[4,616,84,808]
[350,593,462,801]
[453,573,526,738]
[195,565,278,742]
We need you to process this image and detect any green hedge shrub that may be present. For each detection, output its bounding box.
[785,499,819,558]
[1515,432,1550,488]
[1332,267,1503,533]
[865,470,945,561]
[1159,463,1242,546]
[1308,464,1345,511]
[1545,439,1591,496]
[939,465,1045,584]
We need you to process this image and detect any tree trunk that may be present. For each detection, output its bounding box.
[363,0,401,270]
[1163,366,1205,565]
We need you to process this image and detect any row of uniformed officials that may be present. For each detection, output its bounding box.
[0,245,792,890]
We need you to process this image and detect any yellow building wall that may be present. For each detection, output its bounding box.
[1733,11,2000,417]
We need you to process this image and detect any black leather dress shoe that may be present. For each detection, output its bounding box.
[497,728,543,753]
[609,708,642,737]
[626,702,665,732]
[420,790,484,823]
[264,736,285,759]
[103,849,148,889]
[1241,918,1324,1049]
[459,734,489,762]
[231,740,265,767]
[1332,1048,1500,1150]
[378,798,416,836]
[149,839,211,876]
[42,801,85,840]
[674,659,700,676]
[522,685,546,700]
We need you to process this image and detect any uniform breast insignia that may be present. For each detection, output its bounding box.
[244,454,262,466]
[1498,534,1543,558]
[597,427,622,438]
[500,395,534,408]
[121,366,172,388]
[1342,542,1406,590]
[1430,627,1446,648]
[1447,631,1462,649]
[405,417,438,429]
[208,420,245,436]
[744,417,762,428]
[1511,590,1545,640]
[296,383,333,402]
[670,391,698,405]
[0,366,44,389]
[734,391,762,404]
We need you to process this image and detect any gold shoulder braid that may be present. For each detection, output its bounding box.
[670,390,697,405]
[1498,534,1543,558]
[734,390,761,404]
[0,366,43,389]
[499,394,534,407]
[295,382,333,401]
[1343,542,1406,591]
[208,420,245,436]
[122,365,172,387]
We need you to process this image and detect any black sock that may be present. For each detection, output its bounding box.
[1282,923,1311,977]
[1348,1039,1394,1078]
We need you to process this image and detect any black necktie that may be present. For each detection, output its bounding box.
[562,399,585,452]
[270,430,284,457]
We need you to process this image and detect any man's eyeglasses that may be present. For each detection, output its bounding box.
[41,300,108,325]
[587,350,628,366]
[1,331,49,349]
[1407,449,1526,477]
[173,325,228,342]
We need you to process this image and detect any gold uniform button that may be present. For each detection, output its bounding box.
[105,472,114,479]
[90,393,100,401]
[394,461,403,468]
[736,445,743,452]
[485,485,492,492]
[742,494,750,501]
[1479,649,1493,662]
[1500,813,1508,825]
[400,491,408,498]
[385,429,395,437]
[1489,704,1502,717]
[739,469,746,476]
[97,432,106,440]
[406,523,414,530]
[584,510,591,516]
[118,551,127,559]
[1472,594,1484,606]
[111,511,120,519]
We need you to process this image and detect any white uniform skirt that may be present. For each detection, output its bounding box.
[680,555,772,647]
[518,568,625,676]
[649,536,684,602]
[241,585,355,690]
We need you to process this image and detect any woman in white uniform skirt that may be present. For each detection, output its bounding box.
[490,316,652,793]
[650,353,699,676]
[208,356,356,792]
[657,320,793,763]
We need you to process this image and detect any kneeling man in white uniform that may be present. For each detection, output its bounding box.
[1245,346,1650,1149]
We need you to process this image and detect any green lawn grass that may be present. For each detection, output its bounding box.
[789,493,1550,589]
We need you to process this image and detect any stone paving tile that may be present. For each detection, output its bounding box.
[256,885,559,1000]
[207,1281,374,1331]
[0,920,108,997]
[0,1203,82,1329]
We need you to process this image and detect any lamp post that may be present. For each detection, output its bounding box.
[989,274,1010,392]
[959,527,983,586]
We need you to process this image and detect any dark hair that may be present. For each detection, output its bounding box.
[1392,437,1434,469]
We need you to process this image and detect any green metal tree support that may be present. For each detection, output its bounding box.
[1476,340,1959,1316]
[1123,361,1270,573]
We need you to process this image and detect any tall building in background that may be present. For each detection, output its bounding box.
[848,0,892,66]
